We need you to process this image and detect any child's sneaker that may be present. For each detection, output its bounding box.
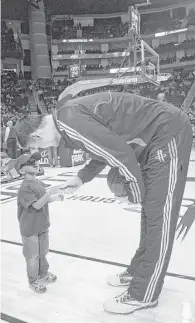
[29,279,47,293]
[41,272,57,283]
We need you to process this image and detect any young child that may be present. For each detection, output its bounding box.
[13,152,64,293]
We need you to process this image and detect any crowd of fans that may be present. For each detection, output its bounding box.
[1,21,16,53]
[2,69,195,126]
[141,8,195,35]
[76,69,195,118]
[57,47,128,55]
[156,37,195,53]
[186,9,195,28]
[51,8,195,41]
[55,49,195,74]
[180,53,195,62]
[160,56,177,65]
[85,49,102,54]
[52,18,78,40]
[58,49,75,55]
[56,65,69,71]
[55,63,125,73]
[82,21,129,39]
[84,62,128,70]
[85,64,105,71]
[159,52,195,65]
[141,16,183,35]
[1,71,30,126]
[1,69,195,177]
[108,47,126,53]
[1,71,67,126]
[52,19,129,40]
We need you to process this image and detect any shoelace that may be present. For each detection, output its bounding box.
[115,291,131,303]
[33,280,44,288]
[119,269,129,278]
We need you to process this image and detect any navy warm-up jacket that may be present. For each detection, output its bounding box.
[53,91,185,204]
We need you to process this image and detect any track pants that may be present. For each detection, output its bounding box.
[128,119,193,302]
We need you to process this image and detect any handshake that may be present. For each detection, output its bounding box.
[48,176,83,200]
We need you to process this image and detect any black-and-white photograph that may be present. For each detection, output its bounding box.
[1,0,195,322]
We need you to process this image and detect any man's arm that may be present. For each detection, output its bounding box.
[77,159,106,184]
[58,108,145,203]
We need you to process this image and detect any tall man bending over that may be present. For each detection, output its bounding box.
[14,91,193,315]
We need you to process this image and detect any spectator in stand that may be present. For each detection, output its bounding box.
[47,147,59,168]
[180,53,195,62]
[4,120,17,159]
[1,123,6,152]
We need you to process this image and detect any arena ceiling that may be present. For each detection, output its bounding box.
[1,0,189,20]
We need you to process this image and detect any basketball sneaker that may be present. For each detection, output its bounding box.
[29,279,47,293]
[107,269,133,287]
[103,290,158,315]
[40,272,57,283]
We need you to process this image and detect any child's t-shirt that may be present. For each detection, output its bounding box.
[17,179,50,237]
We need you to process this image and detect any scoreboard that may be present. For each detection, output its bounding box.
[69,64,80,79]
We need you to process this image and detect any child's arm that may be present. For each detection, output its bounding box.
[32,192,50,210]
[48,193,64,203]
[32,187,62,210]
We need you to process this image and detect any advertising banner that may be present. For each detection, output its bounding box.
[39,149,50,167]
[71,149,86,166]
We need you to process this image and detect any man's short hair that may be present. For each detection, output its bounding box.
[14,115,44,148]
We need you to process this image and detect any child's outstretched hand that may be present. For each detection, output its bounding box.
[50,193,64,202]
[48,186,62,196]
[59,176,83,194]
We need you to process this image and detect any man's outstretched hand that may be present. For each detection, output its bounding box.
[60,176,83,194]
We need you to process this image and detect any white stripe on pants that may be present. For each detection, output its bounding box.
[143,138,178,302]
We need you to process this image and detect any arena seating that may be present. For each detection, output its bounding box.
[160,56,177,65]
[180,53,195,62]
[76,70,195,118]
[85,49,102,54]
[1,69,195,147]
[1,71,28,125]
[187,9,195,27]
[1,72,66,125]
[1,21,16,53]
[52,18,78,40]
[58,50,75,54]
[56,65,69,71]
[52,19,129,40]
[108,47,126,53]
[51,9,195,41]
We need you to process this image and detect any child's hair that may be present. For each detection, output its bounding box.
[15,115,44,148]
